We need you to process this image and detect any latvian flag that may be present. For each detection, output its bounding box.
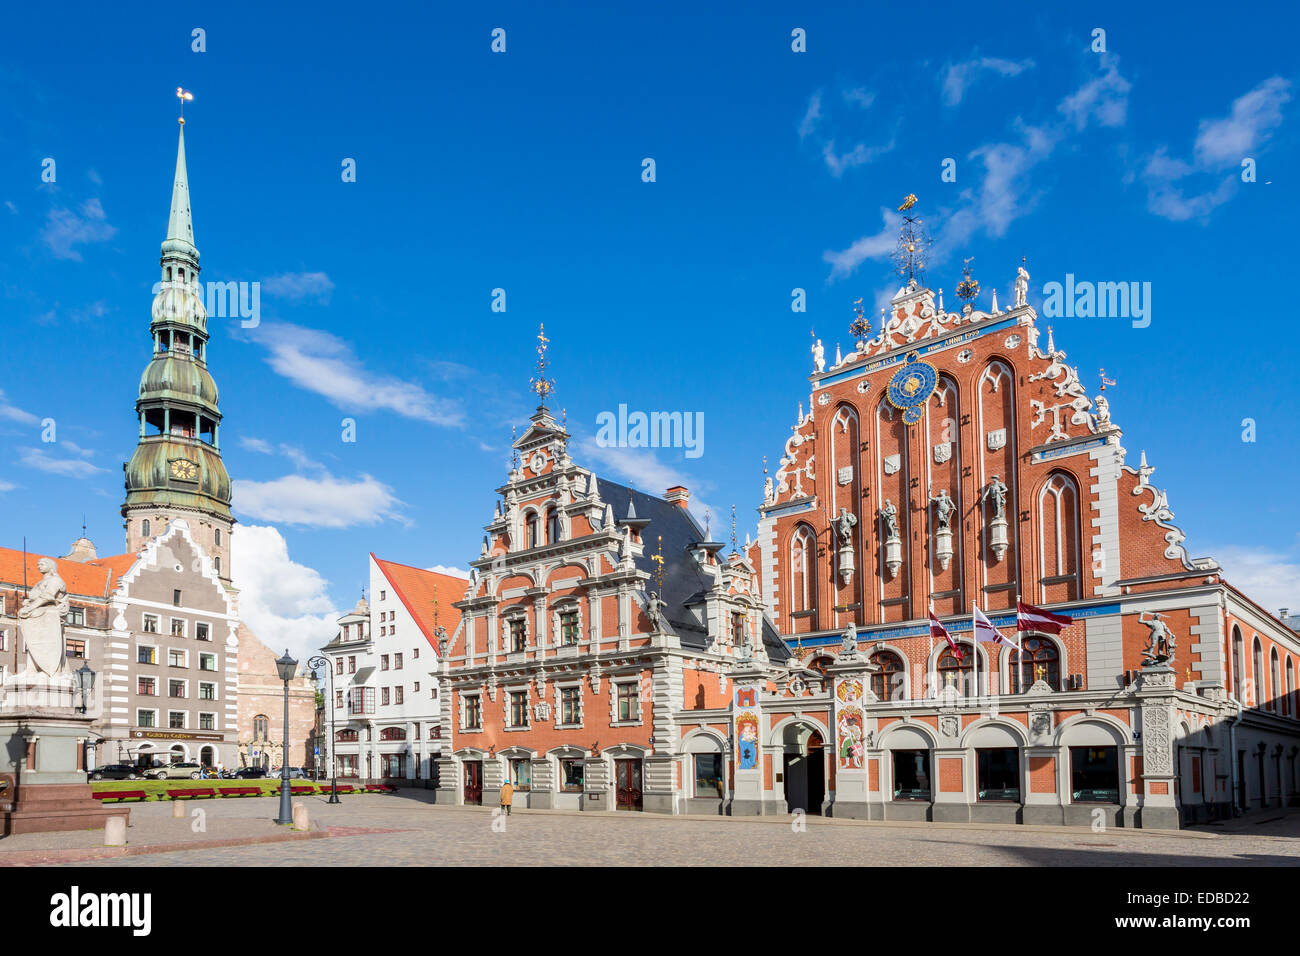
[929,608,962,658]
[1017,601,1074,635]
[974,604,1022,651]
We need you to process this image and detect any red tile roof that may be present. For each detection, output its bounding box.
[0,546,137,600]
[371,554,467,651]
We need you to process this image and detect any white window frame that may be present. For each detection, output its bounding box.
[505,685,531,730]
[198,711,217,731]
[167,710,188,730]
[198,681,218,701]
[552,600,584,648]
[169,617,187,638]
[167,677,189,699]
[168,648,189,668]
[136,708,159,728]
[503,611,529,653]
[553,681,584,728]
[198,652,217,672]
[610,679,644,726]
[142,613,159,634]
[461,691,483,732]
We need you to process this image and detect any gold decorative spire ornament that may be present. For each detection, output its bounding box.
[849,296,871,344]
[1100,368,1116,391]
[528,323,555,406]
[651,535,665,591]
[892,195,931,282]
[898,194,918,211]
[955,257,980,302]
[176,87,193,125]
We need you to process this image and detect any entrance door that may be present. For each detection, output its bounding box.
[615,759,643,811]
[464,761,482,806]
[806,733,825,814]
[783,732,825,815]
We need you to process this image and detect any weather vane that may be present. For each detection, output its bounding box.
[176,87,193,125]
[955,257,980,302]
[528,323,555,405]
[730,505,737,554]
[892,194,931,282]
[1100,368,1116,391]
[849,296,871,344]
[651,535,665,591]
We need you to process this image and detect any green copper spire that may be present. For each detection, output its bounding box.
[123,108,234,579]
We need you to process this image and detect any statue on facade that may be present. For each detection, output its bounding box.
[839,622,860,658]
[763,475,774,504]
[16,558,70,677]
[812,338,825,373]
[1094,394,1111,428]
[878,499,899,540]
[1139,612,1177,665]
[646,591,667,632]
[834,507,858,548]
[982,475,1008,521]
[929,488,956,532]
[1014,265,1029,308]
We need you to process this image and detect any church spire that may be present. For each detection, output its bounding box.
[163,89,198,265]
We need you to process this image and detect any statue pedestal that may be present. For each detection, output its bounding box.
[988,516,1009,562]
[0,673,78,714]
[0,709,128,836]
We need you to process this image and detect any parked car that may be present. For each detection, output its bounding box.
[89,764,142,781]
[144,762,204,780]
[231,766,269,779]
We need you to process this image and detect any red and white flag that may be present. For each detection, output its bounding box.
[974,604,1021,651]
[1016,601,1073,635]
[929,607,962,658]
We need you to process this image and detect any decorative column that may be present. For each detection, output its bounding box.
[729,665,766,816]
[826,636,876,819]
[1136,664,1179,829]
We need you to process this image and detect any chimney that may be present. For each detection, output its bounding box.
[664,486,690,509]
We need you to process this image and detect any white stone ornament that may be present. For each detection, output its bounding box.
[529,451,547,474]
[856,380,871,393]
[1004,334,1021,349]
[817,393,831,406]
[957,349,973,363]
[986,429,1007,451]
[933,442,952,464]
[883,454,901,475]
[837,466,853,486]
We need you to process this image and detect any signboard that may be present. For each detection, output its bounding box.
[131,731,224,742]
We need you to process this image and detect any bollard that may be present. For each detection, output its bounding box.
[291,801,309,831]
[172,798,185,818]
[103,816,127,846]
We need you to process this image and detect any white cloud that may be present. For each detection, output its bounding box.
[941,56,1034,107]
[262,271,335,302]
[842,87,875,109]
[822,207,903,281]
[40,197,117,261]
[822,138,896,177]
[1058,55,1132,131]
[254,322,463,426]
[425,564,470,579]
[0,480,16,493]
[1195,76,1291,167]
[231,524,339,664]
[577,438,717,534]
[18,447,106,478]
[0,389,40,426]
[4,201,16,214]
[1211,545,1300,616]
[234,471,405,528]
[798,91,823,140]
[239,436,275,454]
[799,87,891,176]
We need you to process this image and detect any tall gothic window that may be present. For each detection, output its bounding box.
[789,525,817,621]
[142,519,151,537]
[1232,627,1244,701]
[1253,638,1265,708]
[1038,472,1080,601]
[546,507,561,544]
[1270,649,1281,713]
[254,714,269,740]
[1011,636,1061,693]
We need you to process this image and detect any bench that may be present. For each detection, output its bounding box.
[167,788,216,799]
[218,787,262,798]
[92,790,147,802]
[363,784,397,793]
[290,786,315,795]
[333,784,357,793]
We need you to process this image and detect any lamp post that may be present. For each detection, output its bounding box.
[74,661,96,714]
[274,650,297,825]
[308,655,341,804]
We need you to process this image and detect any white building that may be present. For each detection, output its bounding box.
[319,554,467,784]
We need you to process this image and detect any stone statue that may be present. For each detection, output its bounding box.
[763,475,774,504]
[835,507,858,548]
[646,591,667,632]
[878,499,899,540]
[1139,612,1177,665]
[929,488,956,532]
[1014,266,1029,308]
[1094,394,1111,428]
[16,558,70,677]
[982,476,1008,521]
[812,339,825,373]
[839,622,859,657]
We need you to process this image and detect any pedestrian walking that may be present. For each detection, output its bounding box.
[500,778,514,816]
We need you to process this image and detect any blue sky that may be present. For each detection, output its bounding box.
[2,1,1298,660]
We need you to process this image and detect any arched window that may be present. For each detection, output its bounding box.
[546,507,561,544]
[1038,473,1080,602]
[1011,636,1061,693]
[526,513,539,549]
[380,727,407,741]
[807,656,832,677]
[1285,657,1294,718]
[1270,649,1281,713]
[142,519,151,537]
[1232,627,1244,701]
[1252,638,1264,708]
[789,525,817,621]
[253,714,269,740]
[336,728,359,742]
[937,643,980,695]
[870,650,905,701]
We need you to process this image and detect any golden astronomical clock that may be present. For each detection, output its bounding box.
[169,458,199,481]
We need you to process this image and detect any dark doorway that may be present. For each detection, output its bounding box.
[615,759,643,811]
[464,760,482,806]
[783,731,825,815]
[1236,750,1247,812]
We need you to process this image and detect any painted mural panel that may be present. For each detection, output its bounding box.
[735,686,760,770]
[835,678,865,770]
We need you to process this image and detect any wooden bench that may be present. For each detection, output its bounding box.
[218,787,262,798]
[333,784,357,793]
[363,784,397,793]
[167,788,216,799]
[290,786,315,795]
[92,790,147,802]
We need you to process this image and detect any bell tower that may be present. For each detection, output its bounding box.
[122,95,234,582]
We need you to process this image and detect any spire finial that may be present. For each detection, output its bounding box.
[652,535,665,591]
[528,323,555,406]
[176,87,193,125]
[1100,368,1116,391]
[956,257,980,302]
[849,296,871,344]
[1047,324,1056,354]
[892,194,930,283]
[704,506,712,540]
[730,504,737,554]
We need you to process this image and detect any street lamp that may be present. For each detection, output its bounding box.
[308,655,341,804]
[274,649,297,825]
[74,661,96,714]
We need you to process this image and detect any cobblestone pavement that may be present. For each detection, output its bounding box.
[35,792,1300,867]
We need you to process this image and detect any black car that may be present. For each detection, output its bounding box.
[89,764,143,781]
[232,767,270,779]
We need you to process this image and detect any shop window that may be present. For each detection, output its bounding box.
[976,748,1020,801]
[893,750,931,800]
[1070,746,1119,803]
[511,758,532,790]
[560,758,584,792]
[694,753,723,798]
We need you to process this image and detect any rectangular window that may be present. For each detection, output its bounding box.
[561,686,581,724]
[199,682,216,701]
[199,712,216,731]
[381,753,406,778]
[381,687,390,706]
[347,686,375,715]
[170,618,185,637]
[336,658,344,675]
[339,754,359,778]
[465,695,482,729]
[335,690,343,708]
[617,683,640,721]
[694,753,723,798]
[169,711,186,729]
[65,639,86,659]
[0,630,8,651]
[560,610,579,645]
[560,758,584,792]
[413,646,419,659]
[195,622,210,642]
[379,590,386,601]
[381,655,389,670]
[348,656,356,674]
[394,653,403,670]
[137,709,156,728]
[138,645,157,665]
[1070,746,1120,804]
[413,682,420,693]
[138,677,156,696]
[396,686,404,705]
[143,614,158,634]
[731,611,744,641]
[509,691,529,727]
[510,619,526,652]
[173,589,182,607]
[976,749,1021,802]
[510,758,532,790]
[199,653,216,671]
[65,606,85,627]
[168,649,186,667]
[893,750,931,800]
[168,680,186,698]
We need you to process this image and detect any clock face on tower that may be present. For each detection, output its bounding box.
[169,458,199,481]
